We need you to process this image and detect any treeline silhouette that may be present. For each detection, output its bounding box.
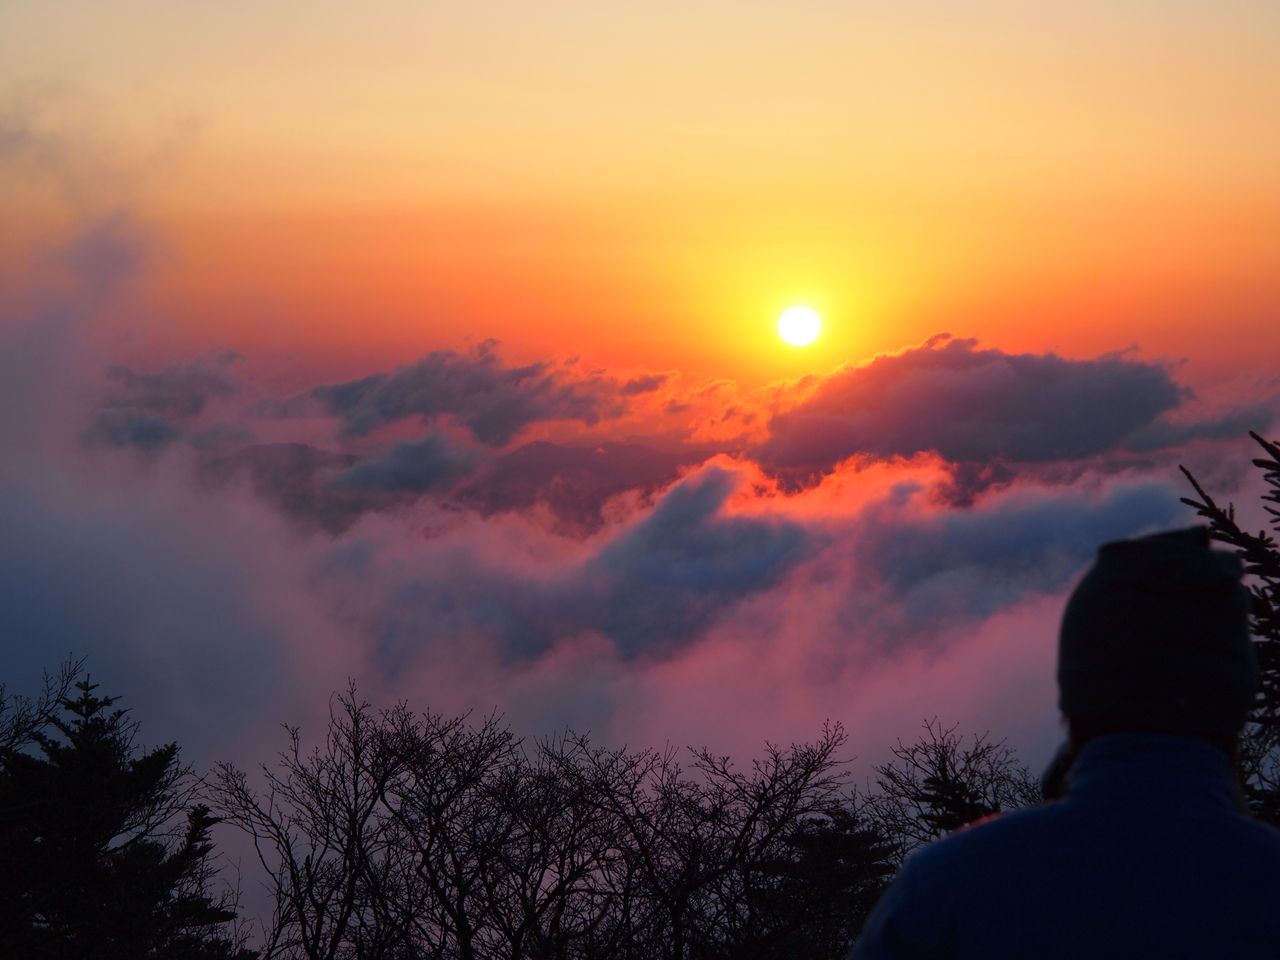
[3,432,1279,959]
[213,694,899,960]
[2,674,1032,960]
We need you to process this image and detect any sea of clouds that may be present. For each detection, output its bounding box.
[4,93,1277,779]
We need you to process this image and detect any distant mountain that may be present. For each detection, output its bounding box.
[199,443,363,534]
[457,440,708,535]
[199,439,715,538]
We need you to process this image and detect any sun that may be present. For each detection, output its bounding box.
[777,306,821,346]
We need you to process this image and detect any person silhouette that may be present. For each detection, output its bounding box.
[849,527,1280,959]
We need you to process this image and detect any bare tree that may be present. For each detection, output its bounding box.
[566,722,873,960]
[374,705,526,960]
[0,656,82,753]
[210,686,409,960]
[211,692,886,960]
[477,734,626,959]
[867,718,1039,861]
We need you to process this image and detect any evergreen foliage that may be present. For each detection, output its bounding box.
[732,807,897,959]
[1182,430,1280,826]
[0,677,254,960]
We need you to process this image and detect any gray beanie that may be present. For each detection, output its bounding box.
[1058,527,1257,738]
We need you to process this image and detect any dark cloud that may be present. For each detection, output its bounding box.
[199,443,362,534]
[933,460,1018,507]
[339,461,811,668]
[843,478,1185,645]
[82,408,183,451]
[621,373,668,396]
[201,438,480,534]
[759,335,1186,473]
[309,340,626,444]
[582,463,810,655]
[1125,402,1277,452]
[456,440,703,534]
[331,434,476,495]
[104,351,240,419]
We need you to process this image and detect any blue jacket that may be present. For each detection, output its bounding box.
[850,734,1280,959]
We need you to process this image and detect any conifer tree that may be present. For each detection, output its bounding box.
[0,677,254,959]
[1182,430,1280,826]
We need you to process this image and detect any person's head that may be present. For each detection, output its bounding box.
[1057,526,1257,752]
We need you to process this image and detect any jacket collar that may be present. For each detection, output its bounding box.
[1066,733,1240,813]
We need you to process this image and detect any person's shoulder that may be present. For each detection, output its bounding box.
[905,803,1070,876]
[1231,812,1280,858]
[930,802,1068,848]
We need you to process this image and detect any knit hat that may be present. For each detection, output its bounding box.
[1058,527,1257,738]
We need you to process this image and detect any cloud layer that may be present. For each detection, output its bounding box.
[759,334,1189,472]
[301,339,633,444]
[3,224,1277,778]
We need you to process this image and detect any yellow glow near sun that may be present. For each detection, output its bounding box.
[778,306,821,346]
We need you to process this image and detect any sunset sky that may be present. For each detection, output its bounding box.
[3,1,1279,772]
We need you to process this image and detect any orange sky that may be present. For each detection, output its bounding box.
[4,0,1279,387]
